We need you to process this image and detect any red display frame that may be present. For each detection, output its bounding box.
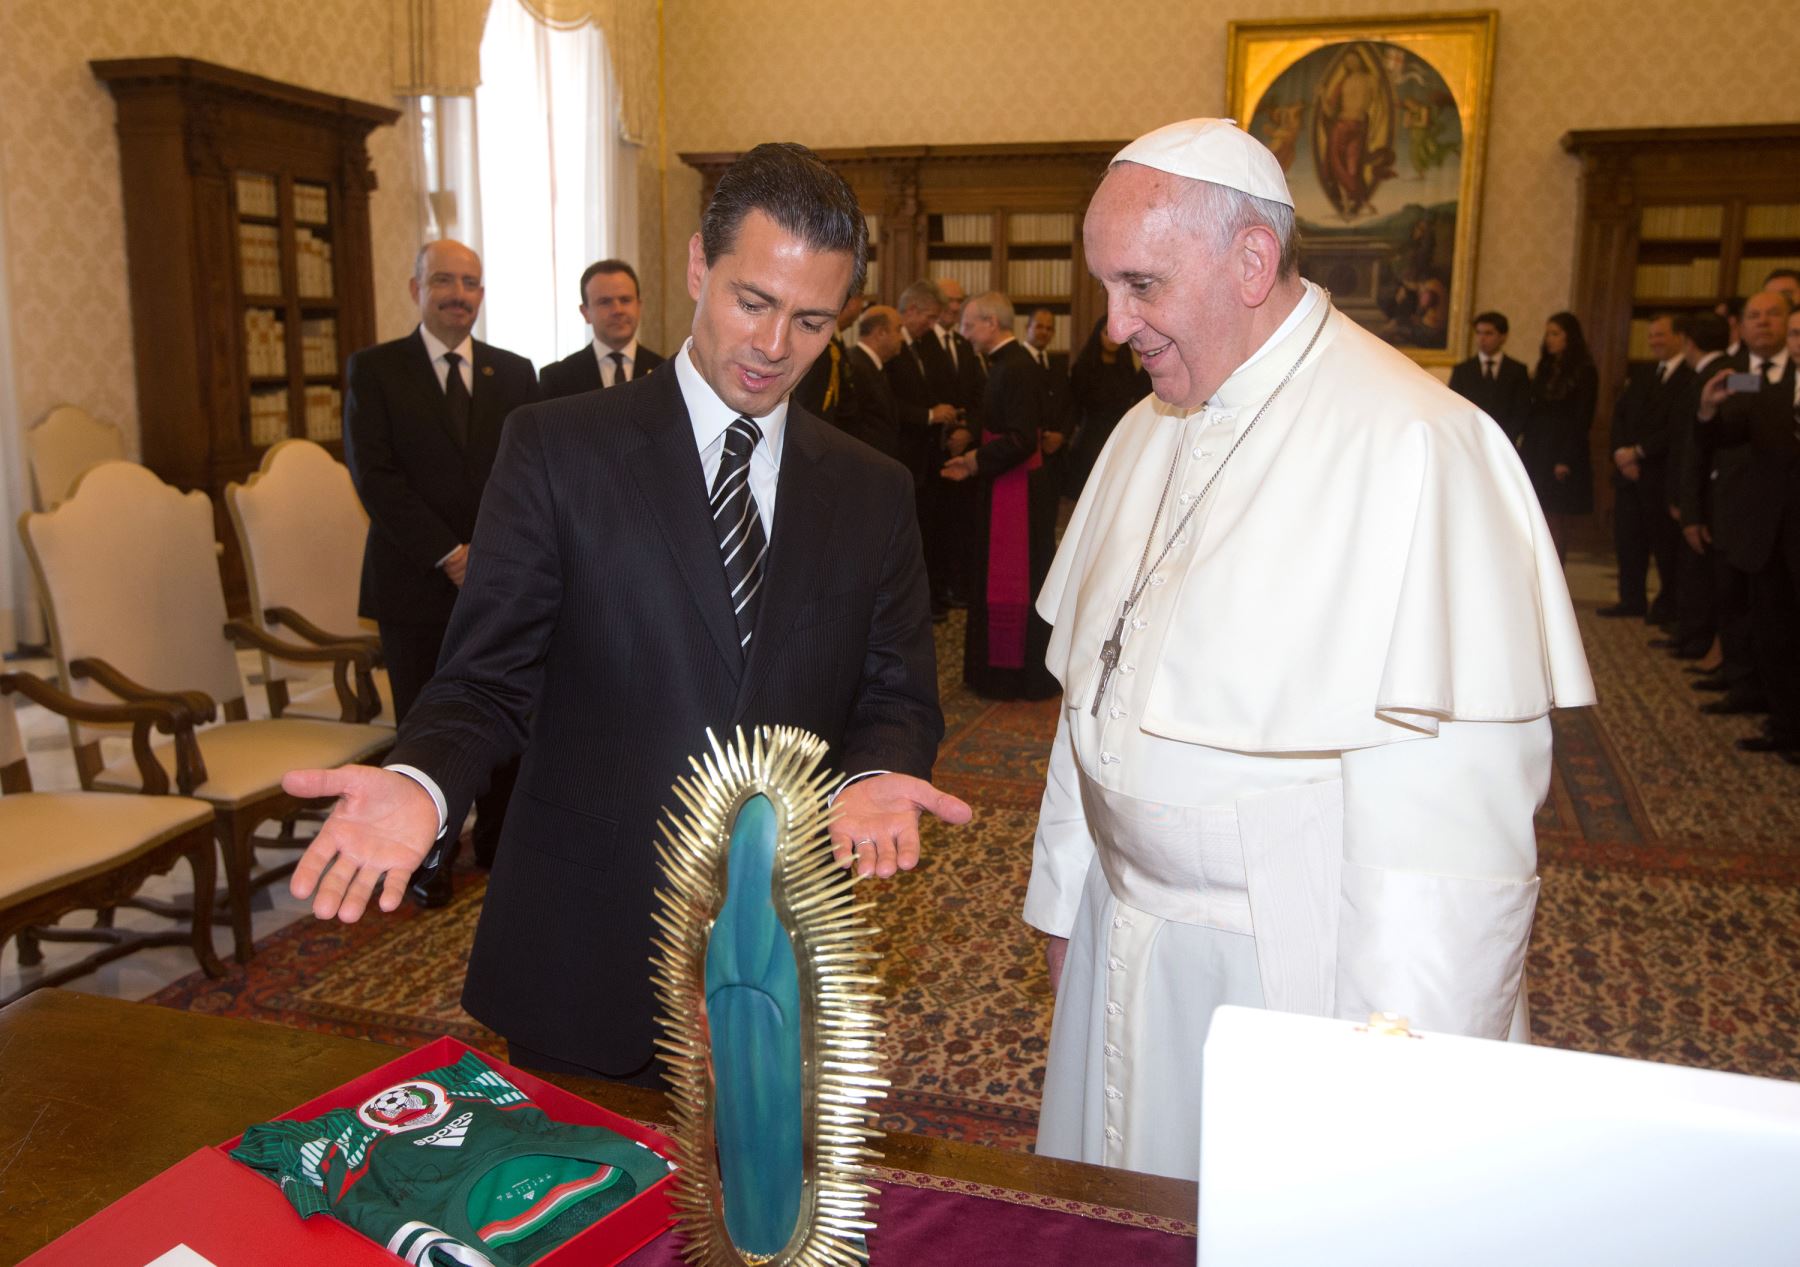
[24,1037,678,1265]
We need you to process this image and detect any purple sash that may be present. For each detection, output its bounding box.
[983,431,1042,669]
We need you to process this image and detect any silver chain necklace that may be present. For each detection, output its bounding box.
[1089,299,1332,718]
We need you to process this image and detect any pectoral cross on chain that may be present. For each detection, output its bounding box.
[1089,600,1132,717]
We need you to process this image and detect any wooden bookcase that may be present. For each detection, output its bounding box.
[1563,124,1800,526]
[680,143,1122,361]
[91,57,398,603]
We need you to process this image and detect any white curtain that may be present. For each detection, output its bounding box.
[455,0,635,371]
[0,144,43,654]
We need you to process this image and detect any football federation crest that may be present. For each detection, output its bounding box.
[357,1079,453,1135]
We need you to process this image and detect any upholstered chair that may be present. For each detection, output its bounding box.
[19,461,393,963]
[0,673,225,1004]
[25,405,127,510]
[226,439,391,726]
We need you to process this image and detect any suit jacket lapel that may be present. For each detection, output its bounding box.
[734,408,833,717]
[465,340,506,474]
[625,369,745,678]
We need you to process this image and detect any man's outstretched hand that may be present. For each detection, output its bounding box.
[284,765,441,922]
[830,772,973,879]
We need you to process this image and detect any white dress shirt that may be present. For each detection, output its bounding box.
[419,325,474,393]
[393,337,789,834]
[593,336,640,387]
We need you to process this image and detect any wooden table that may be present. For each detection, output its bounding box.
[0,989,1196,1262]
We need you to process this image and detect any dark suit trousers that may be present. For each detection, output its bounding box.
[1613,473,1680,613]
[382,617,517,866]
[1674,539,1717,653]
[1714,557,1758,690]
[1751,507,1800,742]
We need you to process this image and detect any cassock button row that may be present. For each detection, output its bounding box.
[1104,1086,1123,1100]
[1106,1001,1123,1017]
[1192,447,1206,460]
[1104,1043,1123,1059]
[1108,706,1125,720]
[1108,957,1125,971]
[1131,617,1148,631]
[1100,751,1121,765]
[1113,915,1130,929]
[1149,574,1166,586]
[1119,663,1136,675]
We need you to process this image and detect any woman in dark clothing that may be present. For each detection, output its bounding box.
[1063,317,1152,499]
[1521,311,1598,561]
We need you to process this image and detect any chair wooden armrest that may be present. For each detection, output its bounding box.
[223,620,379,724]
[69,657,217,725]
[263,606,384,663]
[0,671,201,796]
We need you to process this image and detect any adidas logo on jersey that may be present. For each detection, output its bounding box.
[413,1111,475,1148]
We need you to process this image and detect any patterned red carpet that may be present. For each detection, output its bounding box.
[150,569,1800,1149]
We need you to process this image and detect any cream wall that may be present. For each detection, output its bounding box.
[657,0,1791,357]
[0,0,424,455]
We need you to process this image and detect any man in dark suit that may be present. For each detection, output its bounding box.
[1022,305,1073,491]
[1665,313,1735,660]
[840,304,905,459]
[1690,290,1788,717]
[538,259,664,398]
[887,281,967,619]
[287,143,970,1086]
[931,278,988,414]
[1697,292,1796,747]
[941,291,1059,700]
[342,238,538,907]
[1448,310,1530,443]
[1601,312,1689,623]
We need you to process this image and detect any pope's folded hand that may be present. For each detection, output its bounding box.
[284,764,441,923]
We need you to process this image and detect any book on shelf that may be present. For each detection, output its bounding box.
[1007,211,1075,244]
[248,388,289,448]
[1632,256,1719,300]
[234,172,278,219]
[303,385,343,442]
[927,257,992,295]
[238,223,281,295]
[1638,203,1723,241]
[295,228,335,299]
[300,317,338,376]
[1744,204,1800,239]
[936,213,992,246]
[243,308,286,378]
[293,183,330,225]
[1738,254,1800,295]
[1006,257,1073,298]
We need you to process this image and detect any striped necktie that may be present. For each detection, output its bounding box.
[711,417,768,658]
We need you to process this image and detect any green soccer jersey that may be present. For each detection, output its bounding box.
[231,1052,672,1266]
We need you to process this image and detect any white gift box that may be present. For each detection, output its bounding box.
[1199,1005,1800,1266]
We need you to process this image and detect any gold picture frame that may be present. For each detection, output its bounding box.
[649,726,886,1266]
[1227,10,1498,365]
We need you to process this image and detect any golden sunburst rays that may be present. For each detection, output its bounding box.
[648,726,889,1267]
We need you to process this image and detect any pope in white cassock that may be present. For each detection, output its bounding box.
[1026,119,1596,1182]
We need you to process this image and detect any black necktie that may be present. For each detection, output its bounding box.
[1763,359,1778,384]
[607,350,626,387]
[1484,359,1495,381]
[711,417,768,659]
[942,329,958,371]
[442,351,471,447]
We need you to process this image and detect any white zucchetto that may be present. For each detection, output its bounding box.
[1112,118,1295,208]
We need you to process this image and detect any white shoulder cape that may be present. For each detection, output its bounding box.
[1038,305,1595,753]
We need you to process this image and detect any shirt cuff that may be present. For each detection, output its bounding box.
[830,769,890,802]
[387,763,450,839]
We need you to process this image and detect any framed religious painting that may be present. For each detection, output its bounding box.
[1226,11,1498,365]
